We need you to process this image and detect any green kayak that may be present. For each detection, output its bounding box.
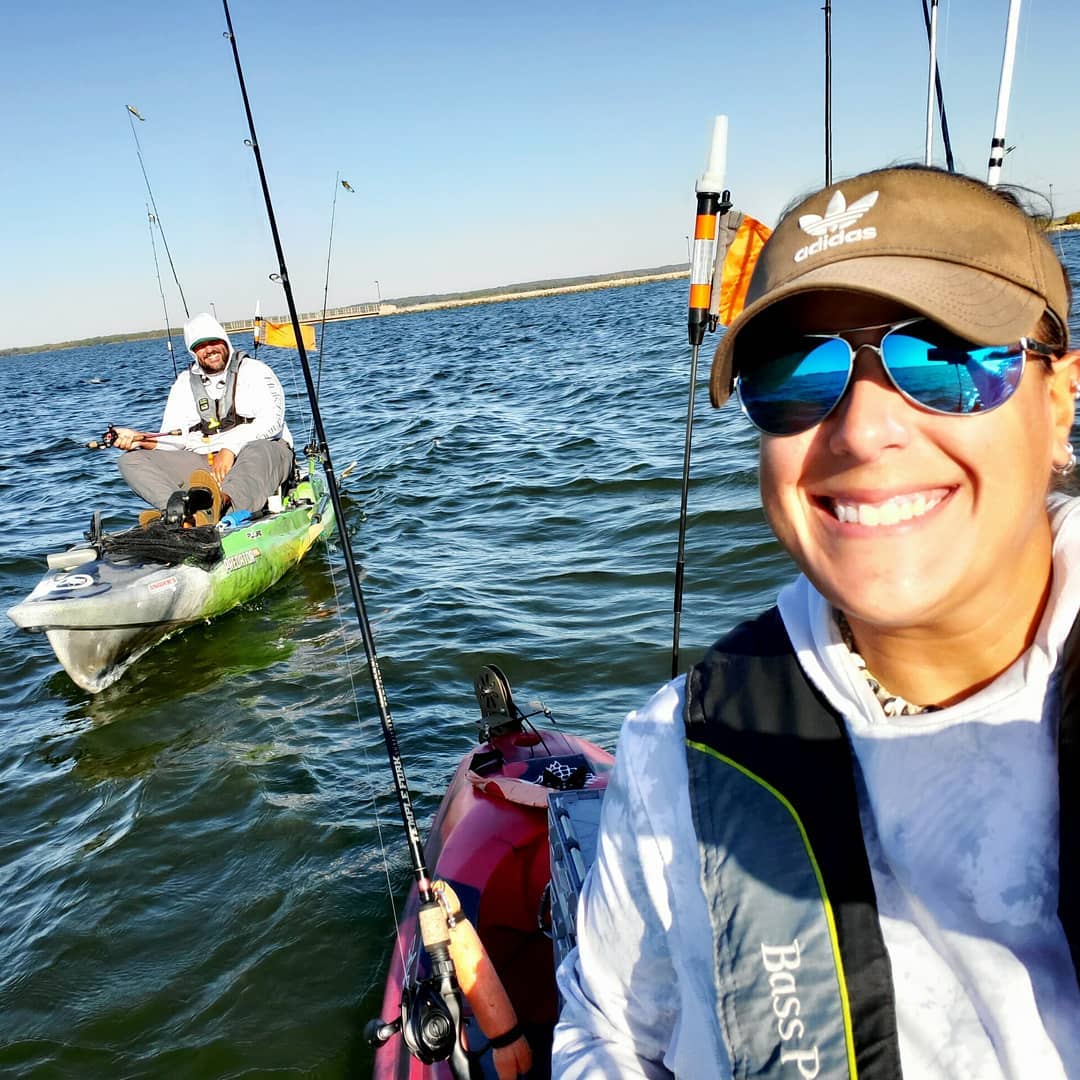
[8,454,335,693]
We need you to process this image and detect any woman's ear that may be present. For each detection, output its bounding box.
[1049,350,1080,459]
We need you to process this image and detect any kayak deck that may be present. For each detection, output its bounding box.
[374,705,613,1079]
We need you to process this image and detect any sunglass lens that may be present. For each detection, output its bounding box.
[882,333,1025,414]
[738,337,852,435]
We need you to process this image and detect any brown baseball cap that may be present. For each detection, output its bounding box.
[710,166,1071,407]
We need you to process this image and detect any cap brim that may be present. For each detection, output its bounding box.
[710,255,1047,408]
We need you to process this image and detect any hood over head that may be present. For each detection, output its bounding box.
[183,313,234,361]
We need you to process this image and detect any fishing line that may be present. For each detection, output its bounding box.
[125,105,190,320]
[315,174,354,416]
[144,205,180,377]
[317,526,407,973]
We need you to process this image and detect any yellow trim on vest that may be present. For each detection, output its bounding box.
[687,739,859,1079]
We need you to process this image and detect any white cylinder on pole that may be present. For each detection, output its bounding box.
[987,0,1023,187]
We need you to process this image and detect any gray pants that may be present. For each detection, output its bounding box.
[118,440,295,512]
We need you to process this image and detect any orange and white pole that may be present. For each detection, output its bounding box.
[687,115,729,346]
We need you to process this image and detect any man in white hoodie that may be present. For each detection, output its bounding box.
[113,312,294,527]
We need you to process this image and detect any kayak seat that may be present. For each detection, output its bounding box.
[475,664,528,739]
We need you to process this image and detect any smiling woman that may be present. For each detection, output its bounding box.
[554,166,1080,1078]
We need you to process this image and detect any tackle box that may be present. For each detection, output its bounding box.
[547,787,606,969]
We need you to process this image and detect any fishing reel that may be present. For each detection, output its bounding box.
[85,425,119,450]
[365,979,459,1064]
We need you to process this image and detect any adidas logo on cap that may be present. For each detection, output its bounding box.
[794,190,879,263]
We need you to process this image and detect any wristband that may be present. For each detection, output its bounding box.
[488,1024,523,1050]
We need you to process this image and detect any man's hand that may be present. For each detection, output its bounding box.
[112,427,156,451]
[211,448,236,481]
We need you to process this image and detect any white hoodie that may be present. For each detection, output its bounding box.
[553,496,1080,1079]
[157,313,292,455]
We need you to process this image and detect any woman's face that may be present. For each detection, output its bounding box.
[757,292,1079,635]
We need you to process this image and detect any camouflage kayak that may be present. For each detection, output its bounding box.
[7,455,334,693]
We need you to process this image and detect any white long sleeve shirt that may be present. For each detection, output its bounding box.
[159,352,292,457]
[553,496,1080,1078]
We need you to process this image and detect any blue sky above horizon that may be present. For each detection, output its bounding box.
[3,0,1078,349]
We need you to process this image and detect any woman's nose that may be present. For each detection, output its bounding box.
[826,347,912,460]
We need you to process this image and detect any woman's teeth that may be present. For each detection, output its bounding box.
[831,492,943,526]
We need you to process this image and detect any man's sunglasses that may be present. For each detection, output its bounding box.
[734,317,1058,437]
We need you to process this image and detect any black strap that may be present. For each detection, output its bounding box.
[487,1023,523,1049]
[1057,607,1080,970]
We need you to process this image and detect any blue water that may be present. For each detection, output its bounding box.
[2,236,1078,1076]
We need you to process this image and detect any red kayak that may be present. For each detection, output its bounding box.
[371,667,613,1078]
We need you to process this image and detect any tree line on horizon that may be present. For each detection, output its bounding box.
[2,265,688,357]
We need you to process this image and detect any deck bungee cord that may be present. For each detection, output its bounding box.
[126,104,190,375]
[219,4,496,1074]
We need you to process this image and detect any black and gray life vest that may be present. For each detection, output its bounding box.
[683,606,1079,1079]
[187,351,254,437]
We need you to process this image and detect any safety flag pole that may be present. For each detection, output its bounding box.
[672,116,729,680]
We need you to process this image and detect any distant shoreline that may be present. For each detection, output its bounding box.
[1,266,690,357]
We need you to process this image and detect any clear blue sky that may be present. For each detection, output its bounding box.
[2,0,1077,350]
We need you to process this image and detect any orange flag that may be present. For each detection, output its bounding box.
[718,216,772,326]
[260,320,316,351]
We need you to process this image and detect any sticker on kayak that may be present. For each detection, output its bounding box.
[50,573,95,592]
[224,549,262,572]
[28,572,112,602]
[148,576,178,593]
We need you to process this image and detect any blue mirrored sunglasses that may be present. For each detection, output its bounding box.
[735,317,1058,437]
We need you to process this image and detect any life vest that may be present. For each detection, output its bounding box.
[187,351,254,437]
[683,605,1079,1079]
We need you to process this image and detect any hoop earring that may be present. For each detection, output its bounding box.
[1053,443,1077,476]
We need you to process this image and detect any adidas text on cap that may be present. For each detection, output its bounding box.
[710,166,1070,408]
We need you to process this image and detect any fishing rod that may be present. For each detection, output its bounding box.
[85,425,183,450]
[219,4,469,1073]
[921,0,956,172]
[823,0,832,186]
[672,116,730,680]
[126,104,190,367]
